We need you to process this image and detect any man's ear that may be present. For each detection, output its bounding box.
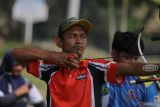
[111,49,118,57]
[55,36,62,48]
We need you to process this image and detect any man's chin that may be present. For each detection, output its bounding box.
[72,50,84,58]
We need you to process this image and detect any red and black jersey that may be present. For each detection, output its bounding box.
[27,59,123,107]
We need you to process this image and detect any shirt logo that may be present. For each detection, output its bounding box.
[142,64,159,72]
[102,87,109,95]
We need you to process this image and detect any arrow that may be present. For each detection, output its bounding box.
[80,52,160,61]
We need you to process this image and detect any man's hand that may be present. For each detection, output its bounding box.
[15,85,30,97]
[49,51,80,68]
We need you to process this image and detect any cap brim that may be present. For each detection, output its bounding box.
[62,19,94,33]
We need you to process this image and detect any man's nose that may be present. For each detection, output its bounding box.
[75,35,82,43]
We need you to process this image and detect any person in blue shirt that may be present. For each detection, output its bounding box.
[101,31,158,107]
[0,50,46,107]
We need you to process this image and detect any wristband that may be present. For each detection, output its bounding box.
[142,64,160,72]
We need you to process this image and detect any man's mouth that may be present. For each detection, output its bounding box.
[73,46,83,51]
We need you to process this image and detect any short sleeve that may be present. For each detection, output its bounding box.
[106,62,125,84]
[144,83,158,102]
[27,61,40,78]
[27,60,59,83]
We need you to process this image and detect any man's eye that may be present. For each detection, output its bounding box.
[81,35,86,38]
[67,33,75,38]
[80,33,87,38]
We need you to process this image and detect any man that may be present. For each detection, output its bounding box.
[101,31,158,107]
[9,17,160,107]
[0,51,46,107]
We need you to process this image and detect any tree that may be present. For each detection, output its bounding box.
[120,0,129,31]
[107,0,116,51]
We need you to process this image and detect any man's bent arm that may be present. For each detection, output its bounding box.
[11,48,79,68]
[12,48,52,62]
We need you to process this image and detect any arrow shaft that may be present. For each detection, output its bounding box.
[80,52,160,60]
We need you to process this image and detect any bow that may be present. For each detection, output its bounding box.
[137,27,160,88]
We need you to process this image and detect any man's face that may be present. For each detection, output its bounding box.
[12,64,24,76]
[112,50,139,63]
[60,25,87,57]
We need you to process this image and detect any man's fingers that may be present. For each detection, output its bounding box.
[53,52,79,67]
[67,53,79,59]
[68,58,80,68]
[68,58,80,65]
[64,59,79,68]
[69,62,79,68]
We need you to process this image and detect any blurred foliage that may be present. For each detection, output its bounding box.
[0,0,160,51]
[153,0,160,4]
[0,41,24,59]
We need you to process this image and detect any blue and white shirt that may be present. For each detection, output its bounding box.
[102,76,158,107]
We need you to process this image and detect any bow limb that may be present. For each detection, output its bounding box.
[138,31,160,88]
[138,32,147,63]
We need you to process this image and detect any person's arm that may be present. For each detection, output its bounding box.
[0,92,18,107]
[116,62,160,77]
[106,62,160,84]
[11,48,79,68]
[0,85,29,107]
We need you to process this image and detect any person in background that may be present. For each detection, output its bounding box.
[0,51,46,107]
[101,31,158,107]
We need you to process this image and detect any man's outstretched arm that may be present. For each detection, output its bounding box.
[12,48,52,62]
[116,62,160,77]
[106,62,160,84]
